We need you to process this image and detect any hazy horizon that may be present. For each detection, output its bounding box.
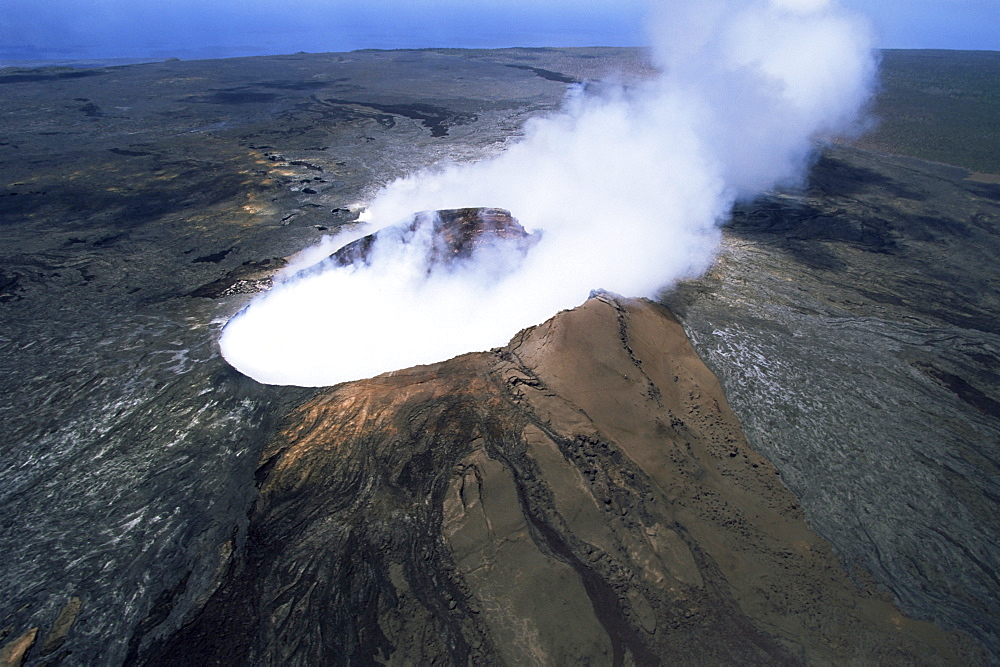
[3,0,998,66]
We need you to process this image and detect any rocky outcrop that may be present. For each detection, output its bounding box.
[190,258,288,298]
[146,294,981,664]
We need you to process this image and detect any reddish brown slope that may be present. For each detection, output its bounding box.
[147,294,980,664]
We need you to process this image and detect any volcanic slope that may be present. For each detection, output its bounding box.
[146,294,980,664]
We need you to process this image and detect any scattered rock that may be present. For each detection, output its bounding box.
[38,596,82,656]
[190,257,287,298]
[0,627,37,667]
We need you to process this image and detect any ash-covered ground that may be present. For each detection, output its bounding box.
[0,48,997,663]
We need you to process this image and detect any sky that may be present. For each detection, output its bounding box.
[1,0,998,64]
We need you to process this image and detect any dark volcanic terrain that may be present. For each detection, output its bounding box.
[0,49,997,664]
[663,144,1000,657]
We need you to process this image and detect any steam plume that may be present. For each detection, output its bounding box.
[220,0,876,387]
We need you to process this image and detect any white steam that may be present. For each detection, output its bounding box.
[220,0,876,387]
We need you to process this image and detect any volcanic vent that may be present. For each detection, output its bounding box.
[322,207,538,274]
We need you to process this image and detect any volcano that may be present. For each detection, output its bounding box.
[149,293,978,664]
